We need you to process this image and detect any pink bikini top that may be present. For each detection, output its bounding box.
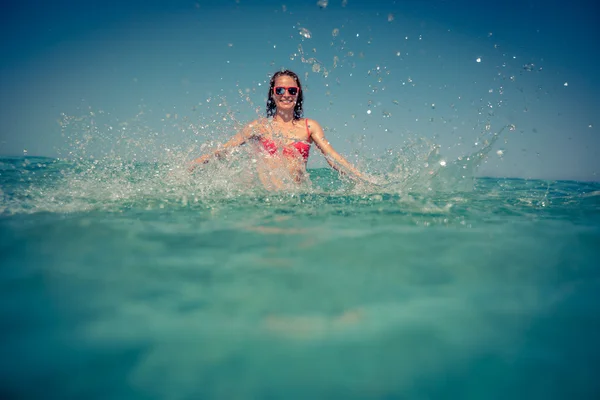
[258,119,311,161]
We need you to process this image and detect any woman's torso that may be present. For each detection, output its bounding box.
[251,118,313,185]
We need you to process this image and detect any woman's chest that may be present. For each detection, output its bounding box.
[259,120,310,142]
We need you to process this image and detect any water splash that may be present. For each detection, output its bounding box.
[363,126,507,193]
[1,125,508,216]
[0,92,515,216]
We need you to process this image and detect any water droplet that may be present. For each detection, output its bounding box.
[396,51,401,56]
[496,149,504,156]
[387,13,394,22]
[476,57,482,63]
[299,28,312,39]
[367,110,372,114]
[332,28,339,37]
[317,0,328,8]
[563,82,568,87]
[439,161,447,167]
[522,63,535,71]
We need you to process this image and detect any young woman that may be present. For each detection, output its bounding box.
[189,69,373,190]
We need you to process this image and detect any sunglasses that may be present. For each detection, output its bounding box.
[273,86,300,96]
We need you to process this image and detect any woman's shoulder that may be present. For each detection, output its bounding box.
[303,118,323,132]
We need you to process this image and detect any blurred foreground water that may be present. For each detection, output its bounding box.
[1,156,599,399]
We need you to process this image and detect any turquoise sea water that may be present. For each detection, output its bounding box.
[1,155,599,399]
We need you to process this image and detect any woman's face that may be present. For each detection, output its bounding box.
[272,75,299,113]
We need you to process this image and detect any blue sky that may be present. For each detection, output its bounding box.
[1,0,598,181]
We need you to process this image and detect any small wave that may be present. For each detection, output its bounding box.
[582,190,600,198]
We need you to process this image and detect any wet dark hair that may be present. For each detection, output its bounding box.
[266,69,304,120]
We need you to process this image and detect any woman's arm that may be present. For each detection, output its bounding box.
[188,121,258,171]
[308,119,374,183]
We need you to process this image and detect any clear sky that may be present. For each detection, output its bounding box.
[1,0,598,181]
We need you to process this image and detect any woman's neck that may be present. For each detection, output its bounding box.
[274,110,295,123]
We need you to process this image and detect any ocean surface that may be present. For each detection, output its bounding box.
[1,154,599,399]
